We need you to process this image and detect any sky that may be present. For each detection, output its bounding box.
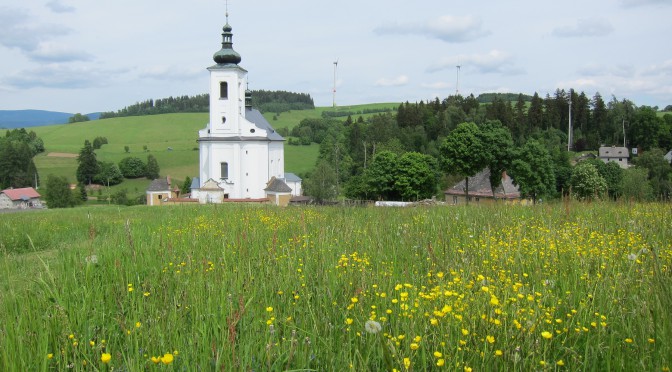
[0,0,671,114]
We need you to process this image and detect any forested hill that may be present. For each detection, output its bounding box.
[99,90,314,119]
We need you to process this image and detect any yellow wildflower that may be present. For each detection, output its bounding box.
[541,331,553,339]
[101,353,111,364]
[161,353,174,365]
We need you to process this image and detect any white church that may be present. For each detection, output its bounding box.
[190,16,301,205]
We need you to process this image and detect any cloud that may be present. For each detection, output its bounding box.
[621,0,670,7]
[138,65,203,81]
[641,59,672,77]
[374,75,409,87]
[427,50,524,75]
[552,18,614,38]
[0,7,72,54]
[421,82,451,89]
[2,64,126,89]
[374,15,490,43]
[578,63,635,78]
[27,42,92,62]
[46,1,75,13]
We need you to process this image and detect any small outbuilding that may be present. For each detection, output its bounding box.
[265,177,293,206]
[146,177,179,206]
[0,187,43,209]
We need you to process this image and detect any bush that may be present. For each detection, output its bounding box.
[118,157,146,178]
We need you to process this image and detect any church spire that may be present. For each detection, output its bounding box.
[213,7,241,65]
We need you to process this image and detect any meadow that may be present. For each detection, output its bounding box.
[21,103,397,198]
[0,202,670,371]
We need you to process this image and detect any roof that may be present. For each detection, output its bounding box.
[264,177,292,193]
[146,178,170,192]
[599,146,629,159]
[1,187,40,201]
[190,177,200,190]
[664,150,672,163]
[245,108,284,141]
[283,172,302,183]
[444,168,520,199]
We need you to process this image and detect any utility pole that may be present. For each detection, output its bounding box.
[567,94,573,151]
[332,60,338,108]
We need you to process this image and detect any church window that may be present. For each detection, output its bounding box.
[222,116,226,124]
[220,162,229,179]
[220,82,228,99]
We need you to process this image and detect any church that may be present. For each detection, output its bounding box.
[190,15,300,205]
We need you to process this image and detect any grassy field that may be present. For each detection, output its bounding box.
[0,202,670,371]
[14,104,397,198]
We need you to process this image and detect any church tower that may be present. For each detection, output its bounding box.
[193,13,287,203]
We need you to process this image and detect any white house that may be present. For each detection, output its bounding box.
[0,187,43,209]
[191,15,299,203]
[598,146,630,169]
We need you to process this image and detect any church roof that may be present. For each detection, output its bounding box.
[265,177,292,193]
[245,108,284,141]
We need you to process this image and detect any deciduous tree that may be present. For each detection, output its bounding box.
[439,122,488,204]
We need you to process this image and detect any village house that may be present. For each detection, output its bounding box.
[146,177,179,206]
[444,169,525,205]
[598,146,630,169]
[0,187,43,209]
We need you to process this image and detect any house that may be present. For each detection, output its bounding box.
[283,173,303,196]
[190,14,301,203]
[598,146,629,169]
[146,177,179,206]
[0,187,43,209]
[444,169,523,205]
[264,177,293,207]
[664,150,672,164]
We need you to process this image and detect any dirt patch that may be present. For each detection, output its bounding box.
[47,152,78,158]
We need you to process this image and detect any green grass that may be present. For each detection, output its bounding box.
[12,104,398,198]
[0,202,670,371]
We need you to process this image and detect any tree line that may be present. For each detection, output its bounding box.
[99,90,314,119]
[302,91,672,202]
[0,129,44,190]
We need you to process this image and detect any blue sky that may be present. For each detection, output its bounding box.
[0,0,670,113]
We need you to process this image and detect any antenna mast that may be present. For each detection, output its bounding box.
[455,65,461,96]
[333,59,338,108]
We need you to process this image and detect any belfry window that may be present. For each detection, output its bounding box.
[220,162,229,179]
[220,82,228,99]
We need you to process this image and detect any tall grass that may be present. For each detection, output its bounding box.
[0,202,670,371]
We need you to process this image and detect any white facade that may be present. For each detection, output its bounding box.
[193,19,289,203]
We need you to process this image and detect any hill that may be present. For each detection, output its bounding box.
[14,103,397,199]
[0,110,101,128]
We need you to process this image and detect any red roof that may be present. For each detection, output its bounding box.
[1,187,41,201]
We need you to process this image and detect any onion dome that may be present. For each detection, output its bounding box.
[213,20,241,65]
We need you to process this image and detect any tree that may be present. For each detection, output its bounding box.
[181,176,192,195]
[118,157,146,178]
[76,140,99,185]
[395,152,439,200]
[508,140,556,204]
[629,106,662,150]
[93,161,123,186]
[478,121,514,198]
[633,148,671,199]
[305,160,338,203]
[45,175,75,208]
[620,167,654,201]
[145,154,160,179]
[585,159,623,199]
[439,122,488,204]
[364,151,400,200]
[78,183,88,202]
[569,162,607,200]
[68,113,90,123]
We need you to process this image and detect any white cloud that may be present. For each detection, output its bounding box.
[641,59,672,77]
[421,82,451,89]
[552,18,614,38]
[577,64,635,78]
[138,65,202,81]
[374,15,490,43]
[0,7,72,55]
[46,1,75,13]
[28,42,92,62]
[2,64,126,89]
[428,50,524,75]
[374,75,409,87]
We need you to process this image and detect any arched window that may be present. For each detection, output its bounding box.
[220,82,228,99]
[220,162,229,179]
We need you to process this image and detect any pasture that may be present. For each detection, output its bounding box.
[0,202,670,371]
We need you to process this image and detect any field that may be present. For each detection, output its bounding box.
[17,103,397,198]
[1,202,670,371]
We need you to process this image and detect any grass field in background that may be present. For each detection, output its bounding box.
[15,104,398,198]
[0,202,670,371]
